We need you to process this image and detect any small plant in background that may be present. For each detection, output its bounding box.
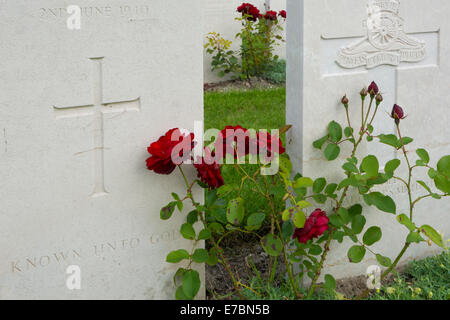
[204,32,240,78]
[205,2,286,82]
[145,81,449,300]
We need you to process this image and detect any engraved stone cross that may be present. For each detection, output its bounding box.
[321,0,439,162]
[53,57,140,198]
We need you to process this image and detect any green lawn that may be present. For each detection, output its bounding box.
[204,87,286,132]
[369,250,450,300]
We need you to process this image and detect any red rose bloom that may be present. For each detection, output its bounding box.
[214,125,250,159]
[194,155,224,190]
[146,128,194,175]
[250,131,285,161]
[264,10,278,21]
[237,3,261,21]
[279,10,286,18]
[293,209,329,244]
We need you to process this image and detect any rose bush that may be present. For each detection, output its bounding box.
[146,81,449,300]
[205,2,287,80]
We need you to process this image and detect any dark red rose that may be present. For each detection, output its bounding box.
[368,81,379,97]
[146,128,194,175]
[264,10,278,21]
[237,3,261,21]
[279,10,286,18]
[250,131,285,161]
[293,209,329,244]
[391,104,406,124]
[214,125,250,159]
[194,155,224,190]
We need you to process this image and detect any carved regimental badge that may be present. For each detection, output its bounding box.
[337,0,426,69]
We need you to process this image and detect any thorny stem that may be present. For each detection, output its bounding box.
[355,123,417,300]
[178,166,246,299]
[307,97,378,298]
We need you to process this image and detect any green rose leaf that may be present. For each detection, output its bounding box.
[420,225,444,248]
[348,245,366,263]
[182,270,201,299]
[324,274,336,290]
[293,210,306,228]
[309,244,323,256]
[406,231,425,244]
[294,177,314,188]
[180,223,196,240]
[261,234,283,257]
[351,215,366,234]
[312,194,327,204]
[437,155,450,176]
[416,149,430,164]
[376,254,392,267]
[226,198,245,225]
[282,221,294,241]
[363,192,396,214]
[313,177,327,193]
[325,183,338,196]
[329,214,344,228]
[186,210,198,224]
[344,127,353,138]
[313,135,328,150]
[166,249,190,263]
[348,204,363,217]
[397,214,416,232]
[363,226,382,246]
[417,180,432,194]
[337,208,350,224]
[361,155,379,178]
[328,121,343,143]
[247,212,266,230]
[397,137,413,148]
[279,157,293,178]
[385,159,401,174]
[324,144,340,161]
[434,155,450,193]
[192,249,209,263]
[198,229,212,240]
[206,248,219,266]
[378,134,399,148]
[175,286,189,300]
[342,162,359,174]
[160,202,176,220]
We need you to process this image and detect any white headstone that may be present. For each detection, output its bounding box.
[0,0,204,299]
[287,0,450,279]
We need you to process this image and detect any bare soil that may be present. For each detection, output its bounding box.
[206,237,406,300]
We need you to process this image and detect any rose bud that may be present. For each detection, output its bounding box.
[391,104,406,124]
[368,81,379,98]
[360,87,368,100]
[375,93,383,105]
[341,95,349,107]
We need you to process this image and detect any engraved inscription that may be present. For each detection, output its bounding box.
[38,5,149,19]
[53,57,141,198]
[10,230,179,274]
[337,0,426,69]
